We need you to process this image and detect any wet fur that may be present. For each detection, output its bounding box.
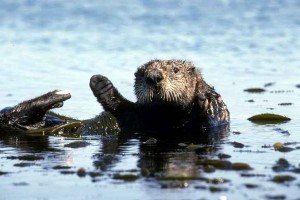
[134,60,199,106]
[90,59,230,133]
[0,60,229,134]
[0,90,71,129]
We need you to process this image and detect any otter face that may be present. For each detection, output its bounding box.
[134,60,199,106]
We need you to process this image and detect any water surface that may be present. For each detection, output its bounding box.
[0,0,300,199]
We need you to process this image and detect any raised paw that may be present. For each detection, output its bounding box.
[90,75,114,101]
[90,74,133,113]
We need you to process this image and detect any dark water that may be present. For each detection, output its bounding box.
[1,0,300,199]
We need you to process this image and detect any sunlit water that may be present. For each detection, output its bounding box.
[0,0,300,199]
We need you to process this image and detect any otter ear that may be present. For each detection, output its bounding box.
[188,66,196,74]
[135,68,144,77]
[134,71,142,77]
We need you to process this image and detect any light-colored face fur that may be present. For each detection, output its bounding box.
[134,60,200,106]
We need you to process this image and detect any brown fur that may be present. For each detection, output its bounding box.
[134,59,229,128]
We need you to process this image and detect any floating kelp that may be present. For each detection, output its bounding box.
[276,158,289,168]
[271,175,296,183]
[197,159,252,171]
[7,155,44,161]
[231,141,245,148]
[248,113,291,124]
[273,143,295,152]
[25,121,83,137]
[209,186,228,192]
[246,99,255,103]
[113,173,139,181]
[64,141,91,148]
[218,153,231,159]
[244,183,259,189]
[272,158,290,172]
[244,88,266,93]
[14,163,35,167]
[278,103,292,106]
[22,113,81,137]
[264,82,275,87]
[0,171,9,176]
[231,163,252,170]
[53,165,72,170]
[265,194,286,200]
[273,142,284,150]
[60,171,76,175]
[196,159,232,170]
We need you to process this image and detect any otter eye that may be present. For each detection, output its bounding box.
[173,67,179,74]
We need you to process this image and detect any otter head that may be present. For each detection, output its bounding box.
[134,60,200,107]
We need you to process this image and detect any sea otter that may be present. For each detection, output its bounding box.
[0,60,229,135]
[88,59,230,133]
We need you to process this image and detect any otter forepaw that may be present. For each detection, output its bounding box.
[196,93,208,114]
[90,74,114,102]
[90,74,134,112]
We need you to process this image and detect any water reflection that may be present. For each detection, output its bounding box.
[0,125,58,152]
[138,126,229,180]
[1,124,229,174]
[92,125,229,180]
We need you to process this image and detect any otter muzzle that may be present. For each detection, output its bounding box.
[145,71,163,86]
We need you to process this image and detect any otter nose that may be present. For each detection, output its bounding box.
[146,71,163,85]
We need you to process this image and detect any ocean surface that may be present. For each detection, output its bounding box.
[0,0,300,199]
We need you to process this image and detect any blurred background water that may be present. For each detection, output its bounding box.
[0,0,300,199]
[1,0,299,120]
